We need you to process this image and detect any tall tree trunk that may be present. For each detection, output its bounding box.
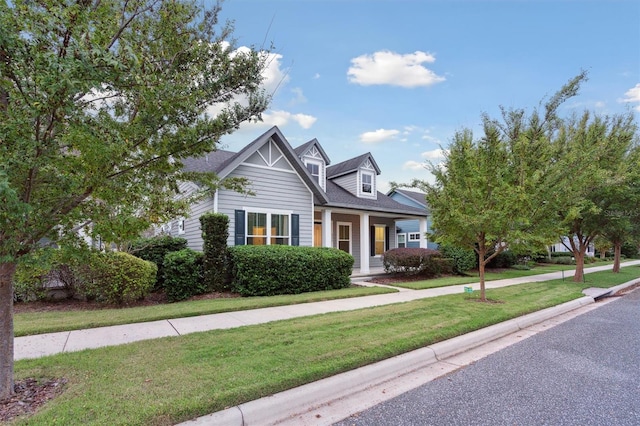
[573,250,585,283]
[613,241,622,273]
[478,246,486,302]
[0,262,16,399]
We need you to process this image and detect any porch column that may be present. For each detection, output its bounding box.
[322,209,332,248]
[419,217,428,248]
[360,212,370,274]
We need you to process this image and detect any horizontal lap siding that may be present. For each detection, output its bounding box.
[170,182,213,252]
[333,174,357,196]
[218,164,313,247]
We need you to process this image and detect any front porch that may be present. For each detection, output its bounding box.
[350,266,386,279]
[313,209,428,274]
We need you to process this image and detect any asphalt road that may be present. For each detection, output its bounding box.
[334,288,640,426]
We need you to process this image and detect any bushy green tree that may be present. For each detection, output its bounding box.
[556,112,638,280]
[0,0,270,398]
[403,73,588,300]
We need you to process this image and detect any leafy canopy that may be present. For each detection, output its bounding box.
[0,0,270,259]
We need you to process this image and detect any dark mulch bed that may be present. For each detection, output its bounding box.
[0,378,67,423]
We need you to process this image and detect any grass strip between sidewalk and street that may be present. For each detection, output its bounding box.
[12,266,640,426]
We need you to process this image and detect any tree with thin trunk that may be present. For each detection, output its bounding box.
[404,74,588,301]
[0,0,270,399]
[556,112,638,281]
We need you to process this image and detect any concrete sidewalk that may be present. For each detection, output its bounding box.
[15,260,640,361]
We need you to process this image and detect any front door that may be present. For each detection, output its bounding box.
[314,223,322,247]
[337,222,352,254]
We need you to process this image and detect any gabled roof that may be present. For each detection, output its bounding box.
[182,126,329,204]
[325,180,427,217]
[326,152,381,179]
[182,150,236,174]
[388,188,428,209]
[294,138,331,165]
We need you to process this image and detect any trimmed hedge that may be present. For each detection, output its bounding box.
[163,249,205,302]
[486,250,517,269]
[381,248,444,276]
[81,251,157,305]
[130,236,187,291]
[229,245,354,297]
[200,213,230,292]
[438,244,476,274]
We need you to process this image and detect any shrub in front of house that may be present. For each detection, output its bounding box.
[438,244,476,274]
[487,250,518,269]
[14,246,99,302]
[130,235,187,291]
[228,245,354,297]
[80,251,157,305]
[13,248,57,302]
[381,248,444,276]
[200,213,230,292]
[547,256,575,265]
[162,248,205,302]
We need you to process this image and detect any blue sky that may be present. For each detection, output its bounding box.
[214,0,640,191]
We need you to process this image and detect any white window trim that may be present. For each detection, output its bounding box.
[304,158,325,190]
[372,224,386,257]
[336,221,352,254]
[243,207,293,246]
[359,170,376,198]
[408,232,421,241]
[397,233,407,248]
[177,218,186,235]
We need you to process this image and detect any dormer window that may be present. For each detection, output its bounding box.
[362,173,373,194]
[306,162,320,184]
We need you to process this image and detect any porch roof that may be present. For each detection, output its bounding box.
[320,180,427,217]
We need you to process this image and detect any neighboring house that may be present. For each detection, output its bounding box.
[549,238,595,257]
[163,126,427,273]
[387,188,437,250]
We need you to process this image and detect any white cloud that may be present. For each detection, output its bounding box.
[347,50,445,88]
[360,128,400,143]
[290,87,307,105]
[620,83,640,111]
[261,110,317,129]
[421,148,447,160]
[403,160,427,171]
[313,73,321,79]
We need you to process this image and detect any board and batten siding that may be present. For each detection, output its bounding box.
[217,163,314,247]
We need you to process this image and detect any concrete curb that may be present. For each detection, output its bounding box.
[608,278,640,296]
[178,294,602,425]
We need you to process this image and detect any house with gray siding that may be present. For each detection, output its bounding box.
[387,188,437,250]
[164,126,427,274]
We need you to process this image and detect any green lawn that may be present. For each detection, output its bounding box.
[14,261,619,336]
[389,262,611,290]
[12,266,640,426]
[14,286,396,337]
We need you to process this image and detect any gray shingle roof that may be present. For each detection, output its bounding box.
[392,188,428,208]
[182,150,237,174]
[326,152,380,178]
[325,181,426,217]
